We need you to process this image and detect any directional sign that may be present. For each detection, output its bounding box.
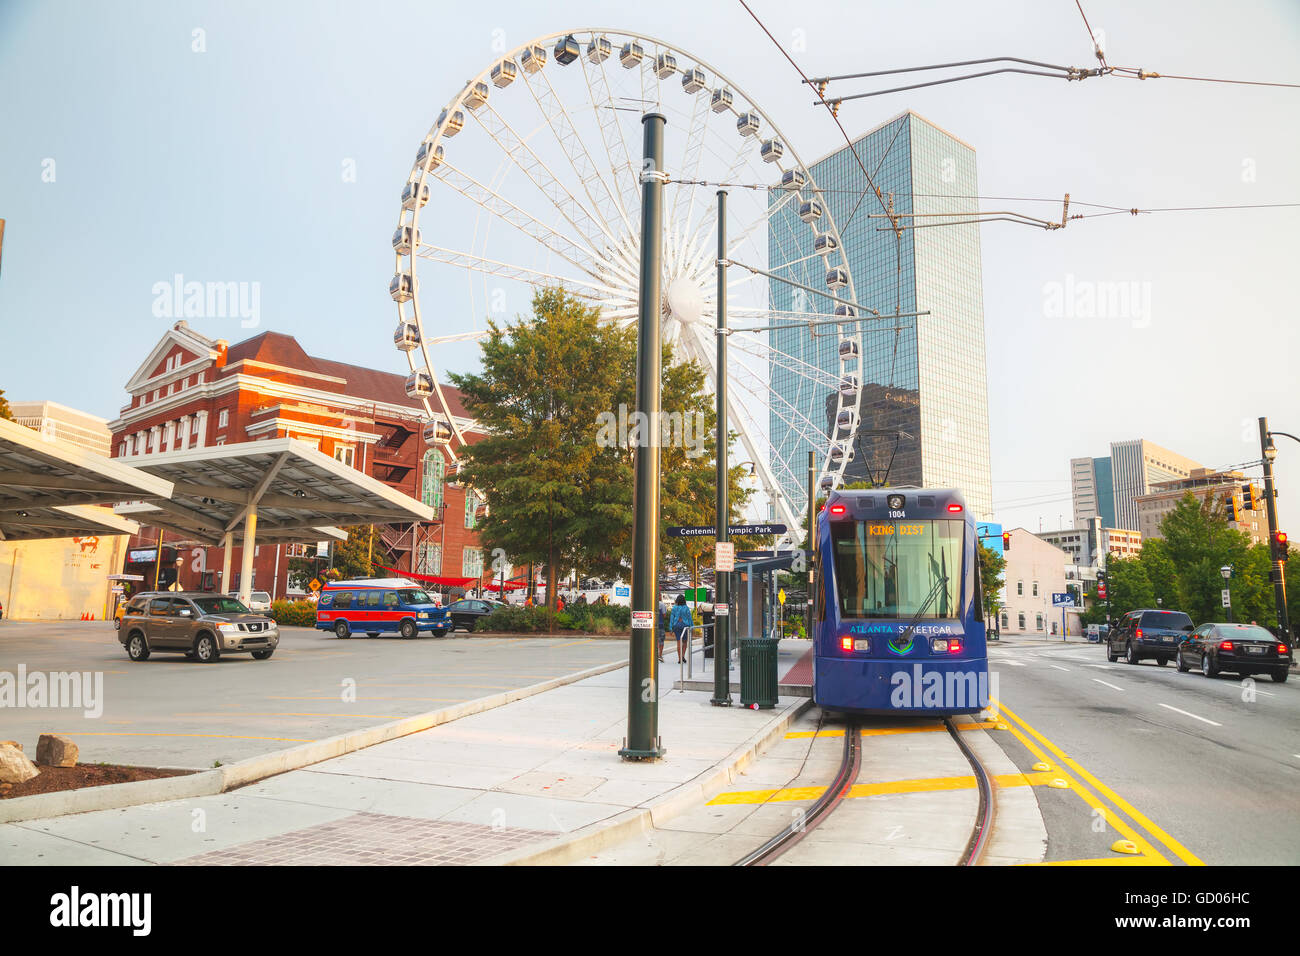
[1222,588,1231,608]
[715,542,735,572]
[665,524,788,538]
[1051,592,1074,607]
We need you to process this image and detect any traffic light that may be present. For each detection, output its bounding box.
[1242,483,1262,511]
[1226,495,1242,522]
[1274,531,1290,561]
[1096,570,1108,601]
[1002,532,1011,551]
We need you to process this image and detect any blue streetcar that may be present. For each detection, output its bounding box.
[811,488,989,716]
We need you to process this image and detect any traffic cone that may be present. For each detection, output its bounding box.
[79,612,85,621]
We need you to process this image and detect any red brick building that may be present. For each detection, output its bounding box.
[108,320,488,598]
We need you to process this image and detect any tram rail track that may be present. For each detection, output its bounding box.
[735,714,996,866]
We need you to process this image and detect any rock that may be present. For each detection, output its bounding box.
[0,741,21,751]
[35,733,79,768]
[0,743,39,784]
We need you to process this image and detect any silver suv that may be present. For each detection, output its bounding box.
[119,592,279,663]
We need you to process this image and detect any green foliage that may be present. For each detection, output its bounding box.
[329,526,382,580]
[1104,554,1155,618]
[1157,492,1255,623]
[473,601,630,634]
[269,599,317,627]
[977,541,1006,619]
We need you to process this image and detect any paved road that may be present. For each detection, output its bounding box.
[0,621,628,769]
[990,636,1300,865]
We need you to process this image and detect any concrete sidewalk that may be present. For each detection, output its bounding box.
[1,665,806,865]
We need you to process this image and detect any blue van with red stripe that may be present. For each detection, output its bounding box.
[315,578,450,639]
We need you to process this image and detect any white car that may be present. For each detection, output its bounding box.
[230,591,273,613]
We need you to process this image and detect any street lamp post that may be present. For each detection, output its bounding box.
[620,112,666,761]
[712,188,731,707]
[1259,418,1291,640]
[1220,565,1233,623]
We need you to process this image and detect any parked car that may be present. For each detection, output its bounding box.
[1178,623,1291,682]
[445,598,501,632]
[1106,608,1195,665]
[229,590,272,613]
[118,593,278,662]
[314,578,449,639]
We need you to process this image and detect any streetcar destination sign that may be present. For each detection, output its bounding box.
[664,523,787,537]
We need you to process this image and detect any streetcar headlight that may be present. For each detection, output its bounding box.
[931,638,948,652]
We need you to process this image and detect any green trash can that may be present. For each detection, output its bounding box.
[740,637,779,709]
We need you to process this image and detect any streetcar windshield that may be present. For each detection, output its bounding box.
[830,518,964,619]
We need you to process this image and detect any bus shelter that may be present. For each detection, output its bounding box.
[114,438,434,603]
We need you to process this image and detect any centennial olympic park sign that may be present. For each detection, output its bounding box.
[665,524,788,538]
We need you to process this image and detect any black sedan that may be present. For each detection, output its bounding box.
[1176,623,1292,682]
[445,599,501,632]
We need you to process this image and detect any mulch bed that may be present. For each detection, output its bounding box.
[1,764,195,800]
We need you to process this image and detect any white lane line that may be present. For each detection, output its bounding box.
[1048,664,1070,672]
[1158,702,1222,727]
[1092,679,1124,691]
[1084,664,1113,670]
[1004,660,1026,667]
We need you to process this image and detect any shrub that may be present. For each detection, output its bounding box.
[270,599,317,628]
[473,602,630,634]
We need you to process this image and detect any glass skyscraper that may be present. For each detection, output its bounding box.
[768,111,993,519]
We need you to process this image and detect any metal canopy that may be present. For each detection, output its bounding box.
[0,416,172,541]
[113,438,435,545]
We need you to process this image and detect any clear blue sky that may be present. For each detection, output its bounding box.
[1,0,1297,532]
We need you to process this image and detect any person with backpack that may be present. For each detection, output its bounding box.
[669,595,693,663]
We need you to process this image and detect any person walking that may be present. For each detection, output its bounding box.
[669,594,693,663]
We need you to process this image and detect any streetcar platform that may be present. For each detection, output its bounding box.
[0,656,810,866]
[671,639,813,697]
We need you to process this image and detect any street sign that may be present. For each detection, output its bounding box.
[665,523,788,538]
[778,588,786,606]
[714,603,729,617]
[614,585,630,597]
[1222,589,1231,608]
[684,587,708,602]
[309,578,322,592]
[1051,593,1074,607]
[715,542,735,572]
[631,610,654,629]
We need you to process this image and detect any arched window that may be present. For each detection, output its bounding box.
[422,451,444,510]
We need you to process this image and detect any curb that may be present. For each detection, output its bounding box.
[0,658,630,825]
[475,695,815,866]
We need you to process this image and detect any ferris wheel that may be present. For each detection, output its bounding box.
[390,28,863,542]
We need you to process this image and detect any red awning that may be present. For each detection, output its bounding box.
[483,580,529,592]
[375,565,476,588]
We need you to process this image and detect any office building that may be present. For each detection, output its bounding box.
[1070,439,1202,531]
[769,111,993,519]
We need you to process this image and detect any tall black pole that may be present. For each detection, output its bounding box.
[807,450,816,642]
[1260,417,1291,639]
[712,190,732,707]
[620,113,666,760]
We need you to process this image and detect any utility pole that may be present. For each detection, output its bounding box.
[1260,417,1291,639]
[712,189,732,707]
[807,450,816,642]
[620,112,667,760]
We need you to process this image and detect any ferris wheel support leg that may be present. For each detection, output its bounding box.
[621,112,667,762]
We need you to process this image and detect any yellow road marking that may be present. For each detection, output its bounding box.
[708,770,1054,806]
[52,731,314,742]
[552,639,596,648]
[991,704,1169,865]
[996,701,1204,867]
[786,720,998,740]
[266,696,464,702]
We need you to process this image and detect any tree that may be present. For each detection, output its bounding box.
[0,389,12,421]
[1137,538,1179,610]
[976,541,1005,624]
[451,288,637,611]
[1106,554,1155,619]
[1159,492,1253,623]
[329,526,382,580]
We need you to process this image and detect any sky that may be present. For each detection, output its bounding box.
[1,0,1297,534]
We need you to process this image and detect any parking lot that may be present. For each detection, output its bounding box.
[0,621,628,769]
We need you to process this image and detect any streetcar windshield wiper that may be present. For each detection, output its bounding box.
[895,567,949,647]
